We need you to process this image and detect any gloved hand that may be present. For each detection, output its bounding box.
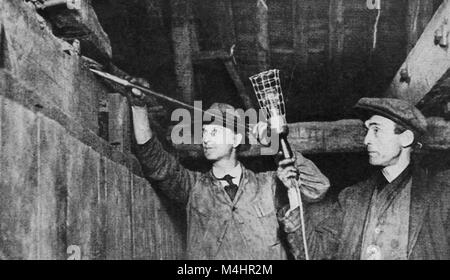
[277,156,300,189]
[124,76,150,107]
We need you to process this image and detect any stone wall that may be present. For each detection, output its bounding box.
[0,0,185,260]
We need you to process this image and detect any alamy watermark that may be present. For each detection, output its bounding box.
[170,101,280,156]
[67,245,81,260]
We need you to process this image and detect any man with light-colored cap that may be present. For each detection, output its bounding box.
[279,97,450,260]
[129,79,330,260]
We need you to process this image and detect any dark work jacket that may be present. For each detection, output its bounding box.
[137,136,330,260]
[280,164,450,260]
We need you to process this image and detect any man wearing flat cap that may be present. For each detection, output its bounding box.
[279,97,450,260]
[128,79,330,260]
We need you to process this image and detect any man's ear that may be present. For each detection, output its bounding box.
[233,133,243,148]
[399,130,414,147]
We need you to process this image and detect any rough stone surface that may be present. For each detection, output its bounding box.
[0,2,186,259]
[0,97,39,260]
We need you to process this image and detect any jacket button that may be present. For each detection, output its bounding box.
[232,206,237,212]
[374,227,381,235]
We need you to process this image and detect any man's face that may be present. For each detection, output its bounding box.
[202,125,237,161]
[364,115,404,167]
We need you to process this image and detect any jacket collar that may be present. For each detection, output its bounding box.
[407,164,433,257]
[341,163,433,259]
[340,177,375,259]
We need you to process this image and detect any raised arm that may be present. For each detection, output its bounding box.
[254,122,330,204]
[277,152,330,207]
[275,152,335,259]
[130,79,197,205]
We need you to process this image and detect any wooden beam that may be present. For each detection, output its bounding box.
[328,0,345,93]
[0,22,6,69]
[192,50,254,109]
[170,0,195,104]
[407,0,423,54]
[425,117,450,149]
[271,48,295,55]
[292,0,309,70]
[192,50,231,62]
[386,0,450,104]
[217,0,236,49]
[41,0,112,63]
[256,0,270,71]
[172,118,450,157]
[417,68,450,117]
[188,1,200,54]
[224,60,255,109]
[406,0,435,54]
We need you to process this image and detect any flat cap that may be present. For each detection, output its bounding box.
[203,102,242,130]
[354,98,428,134]
[203,103,251,151]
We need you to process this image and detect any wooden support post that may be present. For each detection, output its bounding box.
[291,0,309,101]
[406,0,435,55]
[224,60,254,109]
[170,0,195,104]
[256,0,270,71]
[407,0,423,54]
[328,0,345,93]
[0,23,6,69]
[188,0,199,55]
[386,0,450,104]
[108,93,130,152]
[292,0,309,72]
[218,0,237,49]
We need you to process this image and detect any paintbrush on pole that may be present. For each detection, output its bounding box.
[89,68,253,135]
[90,68,198,110]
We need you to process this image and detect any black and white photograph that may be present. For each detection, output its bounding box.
[0,0,449,265]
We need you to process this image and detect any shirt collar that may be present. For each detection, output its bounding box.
[212,163,242,186]
[382,158,411,183]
